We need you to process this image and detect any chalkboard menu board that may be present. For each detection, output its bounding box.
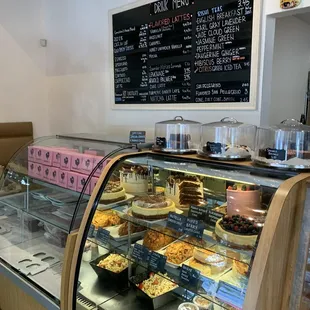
[112,0,256,106]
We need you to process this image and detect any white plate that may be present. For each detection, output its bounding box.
[118,207,184,224]
[105,225,146,242]
[97,194,134,210]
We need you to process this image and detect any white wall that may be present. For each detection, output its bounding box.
[0,0,49,137]
[44,0,262,139]
[268,16,310,125]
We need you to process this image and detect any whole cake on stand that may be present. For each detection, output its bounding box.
[227,184,264,219]
[120,165,148,195]
[131,195,176,220]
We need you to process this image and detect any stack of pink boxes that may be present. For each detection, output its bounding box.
[28,146,107,195]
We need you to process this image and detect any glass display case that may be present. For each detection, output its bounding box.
[0,134,135,309]
[69,152,309,310]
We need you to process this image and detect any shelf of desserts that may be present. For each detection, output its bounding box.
[82,220,249,310]
[81,196,263,309]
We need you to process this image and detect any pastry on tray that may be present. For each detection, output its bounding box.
[189,247,230,277]
[132,195,176,220]
[118,221,145,236]
[92,210,122,229]
[100,181,126,204]
[143,227,181,251]
[165,240,199,265]
[214,215,261,249]
[232,260,249,278]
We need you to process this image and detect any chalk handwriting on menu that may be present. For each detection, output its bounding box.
[152,0,191,15]
[113,0,254,104]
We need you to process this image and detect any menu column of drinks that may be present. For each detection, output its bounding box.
[112,0,254,105]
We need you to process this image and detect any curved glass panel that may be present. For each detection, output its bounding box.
[0,135,133,306]
[73,153,295,310]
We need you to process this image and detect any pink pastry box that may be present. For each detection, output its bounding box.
[58,170,68,188]
[67,172,79,191]
[43,165,51,182]
[77,174,90,195]
[49,167,59,184]
[90,177,99,193]
[28,161,36,178]
[93,156,106,177]
[71,153,94,174]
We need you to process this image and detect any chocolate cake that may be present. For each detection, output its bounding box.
[166,175,204,208]
[169,134,191,150]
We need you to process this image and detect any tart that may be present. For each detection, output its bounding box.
[92,210,122,229]
[232,260,249,278]
[132,195,176,220]
[189,248,230,276]
[143,227,181,251]
[100,181,126,204]
[214,215,260,249]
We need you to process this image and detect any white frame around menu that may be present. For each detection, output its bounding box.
[109,0,262,111]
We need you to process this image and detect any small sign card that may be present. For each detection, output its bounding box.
[216,281,247,309]
[189,205,208,222]
[96,228,110,245]
[206,142,222,154]
[207,210,224,228]
[88,224,95,238]
[180,264,201,290]
[130,131,146,144]
[149,252,167,273]
[202,276,218,296]
[167,212,187,233]
[266,148,286,161]
[132,243,150,262]
[184,217,204,239]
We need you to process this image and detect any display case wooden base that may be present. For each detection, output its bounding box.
[0,273,46,310]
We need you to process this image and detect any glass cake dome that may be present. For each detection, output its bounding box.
[153,116,201,154]
[252,119,310,169]
[199,117,257,160]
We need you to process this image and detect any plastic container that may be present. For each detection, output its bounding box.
[129,272,177,309]
[153,116,201,154]
[90,253,129,292]
[252,119,310,169]
[200,117,256,160]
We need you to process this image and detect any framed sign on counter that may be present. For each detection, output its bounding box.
[109,0,262,110]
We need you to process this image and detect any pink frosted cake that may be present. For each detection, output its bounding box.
[227,184,263,219]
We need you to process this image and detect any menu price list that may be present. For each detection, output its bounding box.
[149,13,193,59]
[194,1,252,74]
[113,0,254,104]
[195,81,250,103]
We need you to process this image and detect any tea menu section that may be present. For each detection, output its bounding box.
[113,0,254,104]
